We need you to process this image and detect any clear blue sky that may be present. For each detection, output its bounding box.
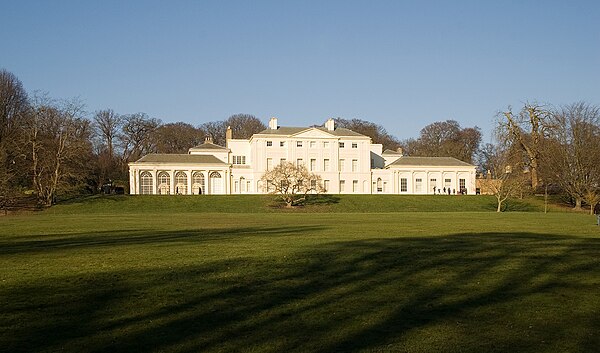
[2,0,598,141]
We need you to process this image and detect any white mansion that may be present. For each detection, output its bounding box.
[129,118,477,195]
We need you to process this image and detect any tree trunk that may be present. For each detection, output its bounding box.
[574,198,582,209]
[497,199,502,212]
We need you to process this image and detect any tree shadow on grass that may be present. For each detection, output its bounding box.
[2,231,600,352]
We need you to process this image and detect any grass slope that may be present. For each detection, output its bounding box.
[47,194,543,214]
[1,197,599,352]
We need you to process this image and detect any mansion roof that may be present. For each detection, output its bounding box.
[133,154,226,164]
[189,141,229,150]
[255,126,367,138]
[388,156,474,168]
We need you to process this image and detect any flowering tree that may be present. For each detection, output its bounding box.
[260,162,324,207]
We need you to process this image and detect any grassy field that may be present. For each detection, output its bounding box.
[1,195,599,352]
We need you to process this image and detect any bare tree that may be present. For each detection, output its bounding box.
[260,162,324,207]
[198,120,227,146]
[478,144,529,212]
[151,122,204,153]
[541,102,600,214]
[120,113,161,163]
[225,114,266,139]
[0,69,29,211]
[335,118,400,151]
[498,103,553,190]
[402,120,481,163]
[25,95,92,206]
[93,109,122,158]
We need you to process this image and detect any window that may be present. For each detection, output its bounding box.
[175,171,187,194]
[240,177,246,192]
[280,158,286,165]
[339,159,345,171]
[310,179,317,189]
[157,171,170,195]
[339,142,345,148]
[280,141,285,147]
[353,180,358,192]
[430,178,437,193]
[310,141,316,148]
[415,178,422,193]
[339,180,345,192]
[234,181,239,193]
[267,158,273,170]
[296,158,303,167]
[352,159,358,172]
[310,159,316,171]
[323,141,330,148]
[352,143,358,149]
[266,141,273,147]
[192,172,205,194]
[444,178,452,189]
[324,180,330,192]
[377,178,383,192]
[323,159,330,171]
[247,180,251,192]
[400,178,407,192]
[140,171,153,195]
[209,172,222,194]
[232,155,246,164]
[297,141,303,147]
[459,178,466,192]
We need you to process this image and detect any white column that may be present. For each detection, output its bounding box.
[170,170,175,195]
[134,169,140,195]
[151,169,157,195]
[206,170,211,195]
[187,170,193,195]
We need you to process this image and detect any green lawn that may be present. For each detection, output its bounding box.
[1,196,599,352]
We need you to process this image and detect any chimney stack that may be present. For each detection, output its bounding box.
[269,117,278,130]
[325,118,335,131]
[225,126,232,147]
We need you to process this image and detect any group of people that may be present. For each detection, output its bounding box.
[433,186,468,195]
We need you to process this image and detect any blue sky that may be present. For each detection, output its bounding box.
[2,0,598,141]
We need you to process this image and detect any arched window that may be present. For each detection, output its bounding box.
[157,172,170,195]
[175,171,187,195]
[377,178,383,193]
[192,172,205,194]
[210,171,222,194]
[140,171,153,195]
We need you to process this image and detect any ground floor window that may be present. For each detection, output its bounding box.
[415,178,422,193]
[459,178,466,193]
[377,178,383,192]
[157,172,170,195]
[324,180,330,192]
[400,178,407,192]
[353,180,358,192]
[175,171,187,195]
[339,180,345,192]
[210,172,222,194]
[192,172,205,194]
[140,171,153,194]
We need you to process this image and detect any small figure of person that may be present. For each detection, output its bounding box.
[443,187,446,194]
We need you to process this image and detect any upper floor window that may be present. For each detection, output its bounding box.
[266,141,273,147]
[352,159,358,172]
[352,143,358,149]
[339,142,345,148]
[280,141,285,147]
[323,141,330,148]
[232,156,246,165]
[297,141,303,147]
[309,141,316,148]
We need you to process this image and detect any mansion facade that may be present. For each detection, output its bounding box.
[128,118,477,195]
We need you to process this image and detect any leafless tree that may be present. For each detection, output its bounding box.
[198,120,227,146]
[402,120,481,164]
[120,113,161,163]
[334,118,401,151]
[498,103,553,190]
[0,69,29,211]
[225,114,266,139]
[151,122,204,153]
[478,144,529,212]
[260,162,324,207]
[93,109,122,158]
[541,102,600,214]
[24,95,92,206]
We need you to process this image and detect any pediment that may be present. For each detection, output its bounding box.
[291,128,335,138]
